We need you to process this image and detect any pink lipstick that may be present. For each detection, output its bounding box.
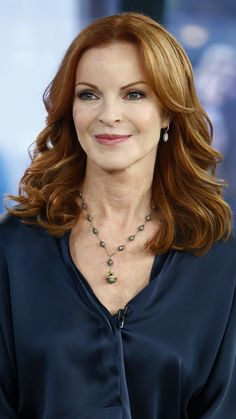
[94,134,132,145]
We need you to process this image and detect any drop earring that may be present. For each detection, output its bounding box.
[163,125,169,142]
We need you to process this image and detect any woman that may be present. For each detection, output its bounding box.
[0,12,235,419]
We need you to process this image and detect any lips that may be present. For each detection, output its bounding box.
[94,134,132,145]
[95,134,132,139]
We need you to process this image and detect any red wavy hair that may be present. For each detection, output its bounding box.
[6,12,232,255]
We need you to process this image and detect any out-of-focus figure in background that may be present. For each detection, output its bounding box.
[195,44,236,211]
[195,44,236,154]
[0,152,8,213]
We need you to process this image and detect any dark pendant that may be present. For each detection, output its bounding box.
[118,245,125,251]
[106,272,117,284]
[107,259,113,266]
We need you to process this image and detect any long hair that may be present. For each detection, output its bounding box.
[6,12,232,255]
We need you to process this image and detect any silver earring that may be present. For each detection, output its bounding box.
[162,125,170,143]
[163,125,169,142]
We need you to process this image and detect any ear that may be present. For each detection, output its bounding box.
[161,110,171,129]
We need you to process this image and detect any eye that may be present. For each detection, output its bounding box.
[76,90,98,101]
[126,90,145,100]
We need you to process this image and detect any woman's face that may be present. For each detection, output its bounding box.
[73,42,168,172]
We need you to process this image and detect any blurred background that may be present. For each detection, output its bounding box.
[1,0,235,218]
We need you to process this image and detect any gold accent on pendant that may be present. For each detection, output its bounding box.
[106,271,117,284]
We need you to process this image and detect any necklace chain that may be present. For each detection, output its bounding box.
[78,191,155,284]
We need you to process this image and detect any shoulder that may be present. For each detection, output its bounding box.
[0,211,22,230]
[191,232,236,279]
[176,231,236,269]
[171,232,236,296]
[0,212,22,244]
[0,211,34,237]
[0,212,51,252]
[205,231,236,267]
[186,232,236,298]
[0,212,62,281]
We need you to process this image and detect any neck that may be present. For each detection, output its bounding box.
[80,160,154,229]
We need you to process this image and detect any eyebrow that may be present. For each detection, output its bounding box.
[75,81,149,90]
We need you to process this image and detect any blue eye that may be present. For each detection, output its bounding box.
[76,89,145,101]
[126,91,145,100]
[77,91,98,100]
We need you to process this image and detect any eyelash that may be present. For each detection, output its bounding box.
[76,90,146,101]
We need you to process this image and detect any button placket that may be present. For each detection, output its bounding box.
[97,324,122,407]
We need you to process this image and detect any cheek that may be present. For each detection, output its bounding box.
[72,107,91,134]
[146,108,162,126]
[134,105,162,129]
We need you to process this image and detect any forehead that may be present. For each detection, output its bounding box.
[75,42,148,83]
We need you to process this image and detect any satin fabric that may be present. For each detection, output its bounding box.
[0,213,236,418]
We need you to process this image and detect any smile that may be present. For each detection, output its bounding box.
[94,135,132,145]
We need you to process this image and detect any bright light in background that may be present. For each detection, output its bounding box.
[180,24,209,48]
[0,0,81,210]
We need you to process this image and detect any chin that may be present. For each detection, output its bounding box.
[100,164,131,173]
[95,157,138,173]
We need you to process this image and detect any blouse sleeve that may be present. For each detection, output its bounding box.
[189,284,236,418]
[0,244,19,418]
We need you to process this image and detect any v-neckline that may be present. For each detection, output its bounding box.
[60,230,166,319]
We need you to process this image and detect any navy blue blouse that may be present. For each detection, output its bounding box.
[0,213,236,418]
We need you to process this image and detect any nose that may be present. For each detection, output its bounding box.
[97,99,121,126]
